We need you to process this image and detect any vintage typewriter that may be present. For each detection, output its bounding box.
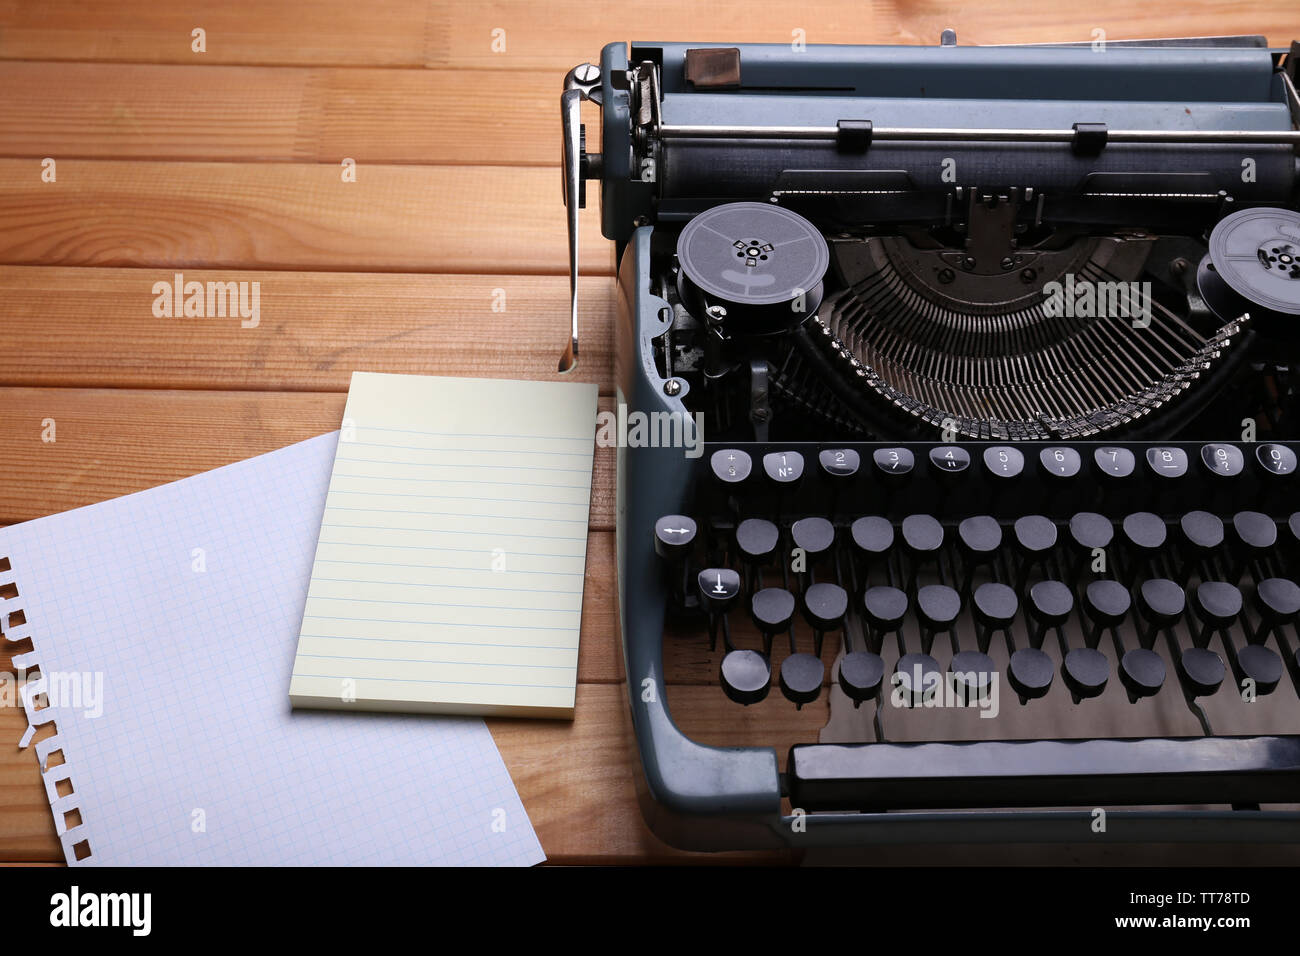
[560,34,1300,850]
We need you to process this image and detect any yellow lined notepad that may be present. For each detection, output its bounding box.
[289,372,598,718]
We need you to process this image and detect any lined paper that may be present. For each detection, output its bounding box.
[290,372,598,718]
[0,433,544,865]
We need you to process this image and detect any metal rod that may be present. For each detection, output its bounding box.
[658,123,1300,144]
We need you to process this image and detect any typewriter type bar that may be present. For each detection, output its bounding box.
[789,736,1300,811]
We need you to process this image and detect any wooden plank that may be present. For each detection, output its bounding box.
[0,267,614,392]
[0,387,614,531]
[0,704,60,861]
[0,62,572,166]
[2,1,1296,69]
[0,160,609,275]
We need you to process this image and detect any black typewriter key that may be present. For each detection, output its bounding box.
[1119,648,1166,702]
[1229,511,1277,581]
[1177,510,1224,578]
[791,517,835,566]
[735,518,779,566]
[1039,446,1082,478]
[1062,647,1110,703]
[916,585,962,651]
[802,581,848,656]
[1012,514,1056,588]
[1094,446,1136,479]
[872,447,914,479]
[957,515,1001,593]
[928,445,971,475]
[818,448,860,482]
[779,653,825,708]
[972,581,1018,652]
[1199,443,1245,478]
[720,650,771,706]
[862,586,908,651]
[1067,511,1113,577]
[1136,578,1185,648]
[1177,646,1226,698]
[1250,577,1300,643]
[762,450,805,488]
[1145,446,1189,480]
[750,586,795,636]
[850,516,895,565]
[901,514,944,589]
[1082,580,1131,648]
[697,568,741,615]
[710,448,752,486]
[1256,443,1297,477]
[1121,511,1166,580]
[653,514,698,562]
[838,651,885,706]
[1027,580,1073,650]
[895,652,942,707]
[1230,643,1284,696]
[950,650,996,699]
[983,445,1025,479]
[1191,581,1242,647]
[1008,647,1054,703]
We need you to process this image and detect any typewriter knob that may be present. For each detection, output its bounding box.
[721,650,771,706]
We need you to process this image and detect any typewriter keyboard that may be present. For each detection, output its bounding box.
[653,441,1300,810]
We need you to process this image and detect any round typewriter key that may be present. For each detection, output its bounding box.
[1062,647,1110,701]
[916,584,962,635]
[762,450,805,487]
[720,649,771,705]
[1027,580,1074,647]
[1179,510,1224,552]
[1178,646,1225,698]
[1068,512,1113,552]
[1136,579,1185,647]
[950,650,996,698]
[1119,648,1166,700]
[1145,446,1188,479]
[862,586,909,637]
[779,653,825,707]
[1199,443,1245,478]
[697,568,742,614]
[653,514,697,562]
[803,582,848,632]
[983,445,1024,478]
[819,448,860,481]
[1231,511,1277,552]
[873,447,914,477]
[1094,446,1136,479]
[750,587,796,635]
[1013,515,1057,555]
[894,652,942,706]
[1236,644,1283,695]
[791,517,835,563]
[901,514,944,558]
[1122,512,1167,558]
[710,448,752,485]
[735,518,779,564]
[838,651,885,705]
[1191,581,1242,644]
[1084,580,1131,630]
[1256,443,1297,477]
[1253,578,1300,638]
[929,445,971,474]
[1008,647,1054,700]
[958,515,1002,558]
[1040,446,1082,478]
[851,516,894,559]
[972,582,1018,632]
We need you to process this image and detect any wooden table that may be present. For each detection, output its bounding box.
[2,1,1297,865]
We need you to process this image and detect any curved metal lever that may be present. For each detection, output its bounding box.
[559,63,601,372]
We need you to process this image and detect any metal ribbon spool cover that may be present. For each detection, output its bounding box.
[1198,207,1300,335]
[676,202,829,335]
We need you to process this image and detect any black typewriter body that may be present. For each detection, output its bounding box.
[561,36,1300,850]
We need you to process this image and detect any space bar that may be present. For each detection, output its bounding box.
[788,736,1300,811]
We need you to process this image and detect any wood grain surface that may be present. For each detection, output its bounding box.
[1,0,1296,866]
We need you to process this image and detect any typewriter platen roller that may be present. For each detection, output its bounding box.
[562,35,1300,850]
